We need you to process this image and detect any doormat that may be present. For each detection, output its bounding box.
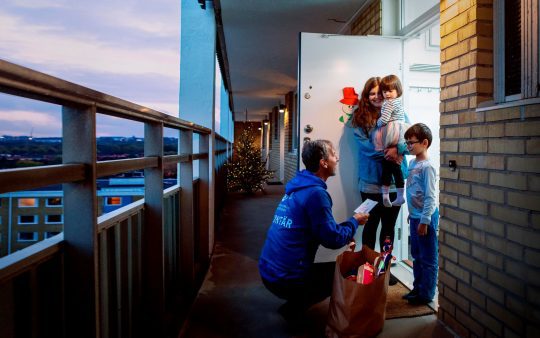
[266,181,283,185]
[385,282,435,319]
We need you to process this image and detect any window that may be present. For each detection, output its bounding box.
[18,215,38,224]
[105,197,122,206]
[46,197,63,207]
[45,214,63,224]
[494,0,540,102]
[288,93,299,152]
[45,231,61,239]
[18,232,38,242]
[18,198,37,207]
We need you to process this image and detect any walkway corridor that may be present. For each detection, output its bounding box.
[179,185,456,338]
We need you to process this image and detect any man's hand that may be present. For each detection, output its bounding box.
[353,212,369,225]
[417,223,428,236]
[384,146,403,165]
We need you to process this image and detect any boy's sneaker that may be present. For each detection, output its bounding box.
[407,295,432,305]
[401,289,418,299]
[389,273,398,286]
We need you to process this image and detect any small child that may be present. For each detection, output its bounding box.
[373,75,407,207]
[401,123,439,305]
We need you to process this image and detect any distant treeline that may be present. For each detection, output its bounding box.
[0,138,179,168]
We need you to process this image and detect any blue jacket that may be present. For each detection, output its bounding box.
[351,122,409,194]
[258,170,359,284]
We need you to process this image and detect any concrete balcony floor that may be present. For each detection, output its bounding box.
[179,185,457,338]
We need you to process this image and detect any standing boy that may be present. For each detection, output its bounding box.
[402,123,439,305]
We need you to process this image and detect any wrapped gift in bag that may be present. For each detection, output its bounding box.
[326,245,390,338]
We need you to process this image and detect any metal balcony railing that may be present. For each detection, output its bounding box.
[0,59,231,337]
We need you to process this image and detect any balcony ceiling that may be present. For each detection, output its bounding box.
[219,0,369,121]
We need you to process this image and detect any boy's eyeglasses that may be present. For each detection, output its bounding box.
[405,140,421,146]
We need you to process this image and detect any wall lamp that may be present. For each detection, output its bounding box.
[263,119,269,125]
[279,104,286,113]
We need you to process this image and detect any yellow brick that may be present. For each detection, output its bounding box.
[507,157,540,173]
[458,0,473,13]
[459,110,485,124]
[505,121,540,137]
[471,186,504,204]
[460,140,487,152]
[441,167,459,180]
[488,139,525,154]
[469,95,491,108]
[445,40,471,60]
[443,153,473,166]
[477,22,494,38]
[527,139,540,154]
[458,22,477,40]
[445,10,470,33]
[441,140,459,152]
[445,181,471,196]
[476,7,494,21]
[524,104,540,118]
[508,192,540,212]
[469,66,493,79]
[441,58,460,75]
[489,172,527,190]
[459,51,477,67]
[460,168,489,183]
[441,193,459,207]
[470,36,494,50]
[441,3,459,25]
[441,113,459,125]
[477,80,493,94]
[472,155,505,170]
[445,207,471,225]
[441,0,460,11]
[441,31,459,49]
[477,51,493,65]
[485,106,520,121]
[441,85,460,100]
[446,126,471,138]
[459,81,476,95]
[471,124,504,138]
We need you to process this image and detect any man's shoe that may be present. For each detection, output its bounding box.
[389,274,398,286]
[401,289,418,299]
[407,295,431,305]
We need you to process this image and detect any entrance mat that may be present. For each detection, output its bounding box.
[385,282,435,319]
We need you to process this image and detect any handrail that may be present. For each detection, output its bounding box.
[96,157,159,178]
[0,59,211,135]
[97,199,145,231]
[0,233,64,283]
[0,164,85,194]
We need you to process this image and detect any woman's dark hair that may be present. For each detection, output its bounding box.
[404,123,433,147]
[379,74,403,98]
[351,77,381,135]
[302,139,333,172]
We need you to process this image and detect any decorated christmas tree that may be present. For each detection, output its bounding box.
[227,125,273,193]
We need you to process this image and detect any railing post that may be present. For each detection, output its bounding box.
[142,122,164,334]
[198,134,210,265]
[62,105,99,338]
[179,129,194,290]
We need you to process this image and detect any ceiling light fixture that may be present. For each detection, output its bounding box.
[279,104,286,113]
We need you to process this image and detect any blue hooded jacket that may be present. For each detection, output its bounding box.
[258,170,359,284]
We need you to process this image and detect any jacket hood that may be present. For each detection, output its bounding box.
[285,170,327,194]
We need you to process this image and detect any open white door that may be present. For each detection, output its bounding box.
[298,33,403,262]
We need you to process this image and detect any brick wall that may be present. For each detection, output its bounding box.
[350,0,381,35]
[439,1,540,337]
[283,91,298,184]
[268,106,282,179]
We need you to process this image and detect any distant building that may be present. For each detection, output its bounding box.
[0,177,177,257]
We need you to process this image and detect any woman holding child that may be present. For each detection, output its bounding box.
[350,76,409,285]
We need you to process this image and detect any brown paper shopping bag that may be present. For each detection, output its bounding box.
[326,245,390,338]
